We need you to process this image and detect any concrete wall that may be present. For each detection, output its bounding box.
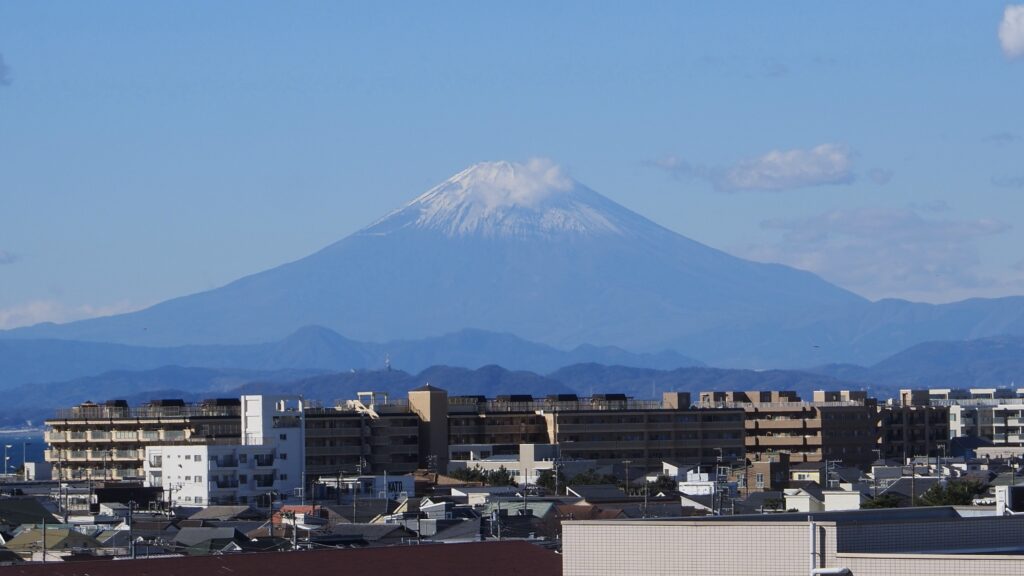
[840,553,1024,576]
[563,521,811,576]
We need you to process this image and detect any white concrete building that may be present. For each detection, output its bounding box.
[447,443,596,487]
[144,395,305,507]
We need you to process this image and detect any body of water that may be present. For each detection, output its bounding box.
[0,430,46,472]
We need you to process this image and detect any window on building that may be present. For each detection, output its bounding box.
[280,453,287,460]
[756,473,765,489]
[239,454,248,464]
[280,474,288,480]
[185,455,191,460]
[195,455,202,462]
[195,476,203,483]
[195,496,203,504]
[280,434,287,440]
[185,476,191,481]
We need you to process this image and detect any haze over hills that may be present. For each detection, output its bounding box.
[5,160,1024,367]
[0,325,701,390]
[811,335,1024,389]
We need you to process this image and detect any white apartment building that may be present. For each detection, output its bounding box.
[144,395,305,507]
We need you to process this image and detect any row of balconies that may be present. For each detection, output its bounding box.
[746,434,824,447]
[54,466,144,480]
[47,429,185,443]
[46,449,141,462]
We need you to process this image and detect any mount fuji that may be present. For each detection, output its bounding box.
[6,160,1024,367]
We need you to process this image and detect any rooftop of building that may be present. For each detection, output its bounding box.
[568,505,965,525]
[2,541,561,575]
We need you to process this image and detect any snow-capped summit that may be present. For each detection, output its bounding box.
[363,159,630,238]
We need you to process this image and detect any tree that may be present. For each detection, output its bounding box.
[536,469,567,494]
[566,469,619,487]
[645,475,678,495]
[917,479,987,507]
[862,493,902,509]
[447,465,518,487]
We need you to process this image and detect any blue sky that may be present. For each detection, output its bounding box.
[1,2,1023,329]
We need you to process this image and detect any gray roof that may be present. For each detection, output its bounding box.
[173,526,244,547]
[567,485,624,501]
[330,524,409,541]
[878,477,941,499]
[188,506,263,521]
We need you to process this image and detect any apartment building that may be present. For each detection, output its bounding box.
[45,399,243,481]
[415,388,745,471]
[143,396,304,507]
[877,404,949,460]
[901,388,1024,446]
[303,392,420,478]
[699,390,878,468]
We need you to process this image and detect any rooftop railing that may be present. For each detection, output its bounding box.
[697,400,866,409]
[49,404,243,420]
[449,398,666,412]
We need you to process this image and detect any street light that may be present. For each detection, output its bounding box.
[22,442,31,481]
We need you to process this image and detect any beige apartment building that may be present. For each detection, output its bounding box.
[699,390,878,469]
[45,399,243,481]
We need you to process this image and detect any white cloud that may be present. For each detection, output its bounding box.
[0,299,141,330]
[1000,5,1024,58]
[737,207,1013,302]
[650,144,856,193]
[721,144,854,192]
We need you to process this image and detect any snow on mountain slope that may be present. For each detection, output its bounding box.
[364,160,630,238]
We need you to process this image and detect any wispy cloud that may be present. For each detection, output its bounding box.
[992,175,1024,188]
[0,53,10,86]
[1000,5,1024,59]
[0,300,142,330]
[651,144,855,193]
[866,168,894,185]
[736,207,1012,301]
[985,131,1020,146]
[0,250,17,265]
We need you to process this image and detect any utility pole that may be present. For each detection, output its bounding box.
[622,460,632,497]
[41,515,47,564]
[22,442,31,481]
[128,500,136,559]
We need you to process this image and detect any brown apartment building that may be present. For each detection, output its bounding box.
[414,387,746,471]
[699,390,878,469]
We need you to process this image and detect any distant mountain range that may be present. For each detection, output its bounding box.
[810,335,1024,389]
[0,325,701,390]
[11,334,1024,428]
